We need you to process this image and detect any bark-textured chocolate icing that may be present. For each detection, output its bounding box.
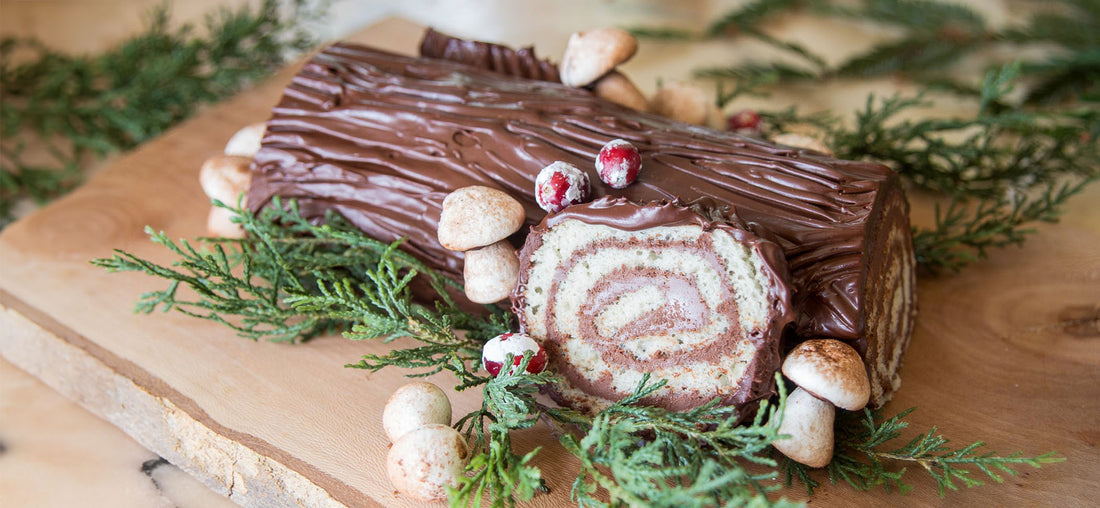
[248,40,916,406]
[419,28,560,82]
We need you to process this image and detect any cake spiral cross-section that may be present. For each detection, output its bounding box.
[512,198,793,413]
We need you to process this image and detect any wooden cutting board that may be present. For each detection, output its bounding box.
[1,17,1098,507]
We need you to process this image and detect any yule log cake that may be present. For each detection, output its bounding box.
[246,34,917,407]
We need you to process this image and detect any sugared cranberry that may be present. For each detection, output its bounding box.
[727,109,761,134]
[482,333,548,376]
[535,161,590,213]
[595,139,642,189]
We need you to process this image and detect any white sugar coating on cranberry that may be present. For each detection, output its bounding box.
[482,333,548,376]
[535,161,590,213]
[595,139,642,189]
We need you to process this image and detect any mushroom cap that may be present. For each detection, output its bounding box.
[199,155,252,204]
[560,27,639,87]
[224,122,266,158]
[772,387,835,468]
[437,186,526,251]
[771,132,834,156]
[386,424,470,501]
[649,82,712,126]
[382,382,452,443]
[782,339,871,411]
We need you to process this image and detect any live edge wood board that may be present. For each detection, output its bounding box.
[1,17,1098,508]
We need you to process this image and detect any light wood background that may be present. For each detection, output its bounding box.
[2,2,1098,507]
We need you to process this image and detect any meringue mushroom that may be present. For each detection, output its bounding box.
[783,339,871,411]
[205,206,245,238]
[592,70,648,111]
[649,82,720,127]
[224,122,267,158]
[437,186,526,252]
[386,423,469,501]
[382,382,452,443]
[560,27,638,88]
[463,240,520,304]
[199,154,252,205]
[773,387,835,468]
[771,132,834,156]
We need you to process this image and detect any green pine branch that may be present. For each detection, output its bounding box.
[640,0,1098,272]
[562,377,796,507]
[92,199,510,364]
[745,63,1099,272]
[784,407,1064,496]
[912,179,1095,272]
[1,0,325,228]
[450,353,559,508]
[454,368,801,508]
[706,0,805,37]
[818,0,986,35]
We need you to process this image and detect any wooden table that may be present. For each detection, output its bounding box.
[2,16,1097,508]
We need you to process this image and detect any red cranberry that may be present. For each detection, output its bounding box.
[482,333,547,376]
[727,109,761,134]
[596,139,642,189]
[535,161,590,213]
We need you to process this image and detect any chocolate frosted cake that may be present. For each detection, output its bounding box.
[513,197,792,412]
[248,33,917,408]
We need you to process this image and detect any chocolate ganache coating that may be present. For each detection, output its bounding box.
[419,28,560,82]
[248,39,917,406]
[512,197,793,413]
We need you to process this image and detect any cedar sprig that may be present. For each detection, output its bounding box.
[450,353,558,508]
[0,0,325,227]
[455,368,800,508]
[831,64,1099,197]
[818,0,986,36]
[821,0,990,79]
[450,425,544,508]
[705,0,805,38]
[784,407,1065,496]
[91,201,334,342]
[562,375,795,507]
[911,179,1094,272]
[643,0,1097,272]
[688,0,1099,95]
[705,63,821,107]
[748,64,1098,271]
[92,198,510,349]
[345,313,503,391]
[627,0,806,41]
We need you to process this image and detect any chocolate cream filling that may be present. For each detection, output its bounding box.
[564,242,739,370]
[514,198,792,413]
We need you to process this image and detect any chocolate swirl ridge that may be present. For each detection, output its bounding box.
[419,28,560,82]
[513,198,792,413]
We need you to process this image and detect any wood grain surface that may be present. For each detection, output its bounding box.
[1,16,1098,507]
